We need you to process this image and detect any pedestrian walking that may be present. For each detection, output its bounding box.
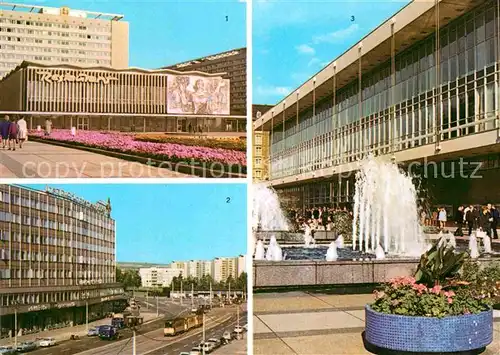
[8,118,18,151]
[0,115,12,149]
[465,205,476,236]
[480,206,492,237]
[438,207,447,230]
[454,206,464,236]
[45,118,52,136]
[490,205,499,239]
[17,116,27,149]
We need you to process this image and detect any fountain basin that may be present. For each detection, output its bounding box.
[253,257,500,288]
[365,305,493,353]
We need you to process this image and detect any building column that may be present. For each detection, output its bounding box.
[332,62,337,165]
[282,101,286,176]
[270,110,274,177]
[434,0,442,148]
[390,19,396,155]
[358,44,363,161]
[312,77,317,169]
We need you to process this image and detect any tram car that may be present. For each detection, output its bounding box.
[164,313,203,336]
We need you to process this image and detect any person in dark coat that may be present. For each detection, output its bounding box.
[0,115,10,149]
[312,207,320,221]
[454,206,464,236]
[7,118,18,151]
[465,205,475,236]
[321,207,329,227]
[491,205,499,239]
[305,209,312,220]
[479,206,492,237]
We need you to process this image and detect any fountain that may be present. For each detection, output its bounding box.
[252,157,500,288]
[437,231,446,248]
[336,235,344,248]
[325,242,338,261]
[375,244,386,260]
[447,232,456,249]
[469,232,479,259]
[265,235,283,261]
[254,240,265,261]
[478,230,492,254]
[252,184,289,231]
[352,157,425,256]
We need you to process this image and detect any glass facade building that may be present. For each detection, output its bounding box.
[258,0,500,210]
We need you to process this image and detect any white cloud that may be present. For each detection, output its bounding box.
[307,57,321,67]
[313,24,360,44]
[296,44,315,55]
[256,85,292,97]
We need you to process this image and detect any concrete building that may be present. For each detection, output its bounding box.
[164,48,247,121]
[0,61,238,133]
[170,261,189,277]
[237,254,246,277]
[138,267,182,288]
[0,2,128,79]
[254,0,500,211]
[253,105,273,182]
[0,184,125,337]
[212,257,239,283]
[187,260,212,279]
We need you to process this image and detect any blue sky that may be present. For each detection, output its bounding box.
[25,184,247,263]
[11,0,246,68]
[253,0,410,105]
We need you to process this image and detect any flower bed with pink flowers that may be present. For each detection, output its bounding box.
[29,130,246,169]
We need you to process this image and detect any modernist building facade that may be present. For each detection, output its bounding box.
[0,3,128,79]
[252,105,273,182]
[0,185,125,336]
[164,48,247,121]
[0,61,241,133]
[254,0,500,210]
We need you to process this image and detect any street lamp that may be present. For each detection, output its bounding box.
[125,299,143,355]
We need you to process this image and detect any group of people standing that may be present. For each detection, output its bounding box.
[455,204,499,239]
[287,206,352,232]
[0,115,28,151]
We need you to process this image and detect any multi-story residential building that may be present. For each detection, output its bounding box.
[254,0,500,210]
[0,3,129,79]
[237,254,246,277]
[170,261,189,278]
[253,105,273,182]
[138,267,182,288]
[212,257,238,283]
[163,48,247,124]
[0,185,125,337]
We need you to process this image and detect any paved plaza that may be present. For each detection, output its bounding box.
[254,292,500,355]
[0,141,190,178]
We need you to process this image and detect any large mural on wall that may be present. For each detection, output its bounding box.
[167,75,230,115]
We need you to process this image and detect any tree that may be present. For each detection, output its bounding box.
[116,267,141,289]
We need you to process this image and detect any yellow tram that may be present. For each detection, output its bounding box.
[164,313,203,336]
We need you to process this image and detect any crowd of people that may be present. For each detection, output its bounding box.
[285,206,353,232]
[0,115,28,151]
[421,204,499,239]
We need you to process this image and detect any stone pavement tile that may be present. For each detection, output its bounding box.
[254,338,295,355]
[212,339,246,354]
[345,310,365,321]
[258,311,364,333]
[313,294,374,309]
[254,292,332,313]
[254,315,273,334]
[281,332,371,355]
[494,309,500,318]
[0,163,16,177]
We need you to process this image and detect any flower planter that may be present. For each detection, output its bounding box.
[365,305,493,353]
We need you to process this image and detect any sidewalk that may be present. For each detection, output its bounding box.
[213,338,247,354]
[254,292,500,355]
[0,312,162,347]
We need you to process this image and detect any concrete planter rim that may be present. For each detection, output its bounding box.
[365,303,493,320]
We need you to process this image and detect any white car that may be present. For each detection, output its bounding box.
[189,346,202,355]
[207,337,221,348]
[38,337,56,347]
[201,342,215,353]
[222,331,232,341]
[234,326,244,334]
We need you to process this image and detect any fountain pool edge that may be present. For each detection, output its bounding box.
[253,257,500,288]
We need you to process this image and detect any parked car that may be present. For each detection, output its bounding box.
[16,341,37,352]
[0,346,16,355]
[87,327,100,336]
[189,346,202,355]
[111,317,125,329]
[99,325,118,340]
[38,337,56,347]
[207,337,221,348]
[201,341,216,353]
[222,331,232,342]
[179,352,191,355]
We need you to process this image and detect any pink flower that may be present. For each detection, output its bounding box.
[444,291,455,298]
[447,298,453,304]
[412,283,428,295]
[430,285,442,295]
[390,276,416,288]
[29,130,247,166]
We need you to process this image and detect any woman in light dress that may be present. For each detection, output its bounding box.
[17,116,28,148]
[438,207,447,230]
